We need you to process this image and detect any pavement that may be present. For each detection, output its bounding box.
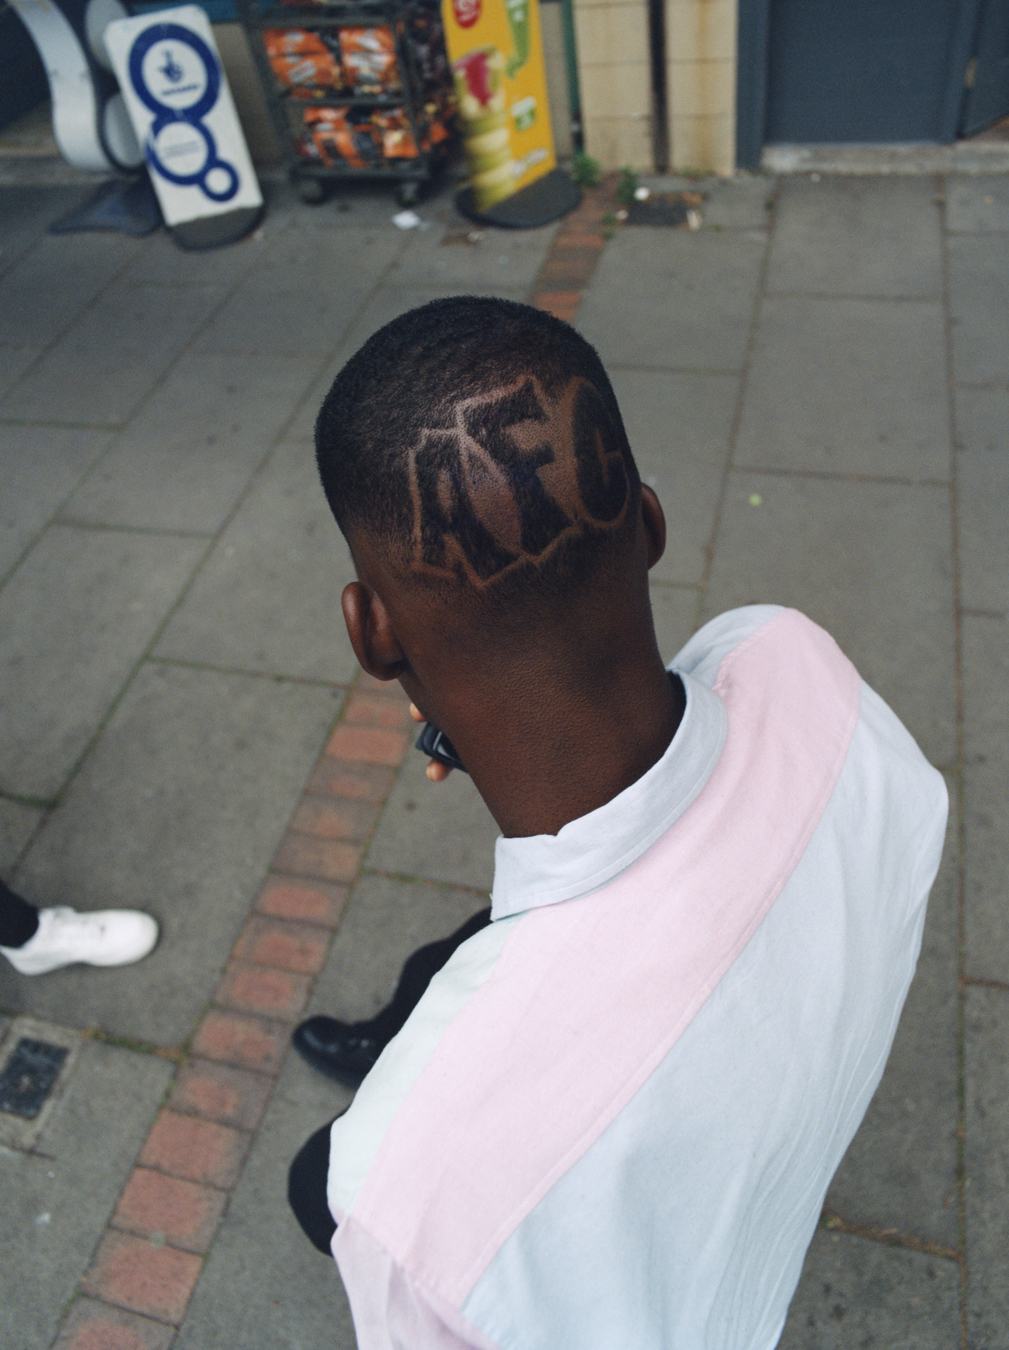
[0,152,1007,1350]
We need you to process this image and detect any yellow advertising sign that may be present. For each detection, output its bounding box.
[442,0,556,211]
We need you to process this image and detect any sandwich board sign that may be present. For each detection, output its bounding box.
[104,5,263,248]
[442,0,555,213]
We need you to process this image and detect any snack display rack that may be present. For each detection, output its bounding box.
[236,0,456,205]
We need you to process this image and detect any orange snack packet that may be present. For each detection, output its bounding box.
[270,51,342,95]
[263,28,329,58]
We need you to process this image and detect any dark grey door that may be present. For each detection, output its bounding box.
[1,0,48,130]
[961,0,1009,135]
[763,0,977,143]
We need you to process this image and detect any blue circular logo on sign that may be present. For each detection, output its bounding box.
[128,23,239,202]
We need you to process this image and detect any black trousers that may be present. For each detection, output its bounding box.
[0,879,39,948]
[288,906,492,1254]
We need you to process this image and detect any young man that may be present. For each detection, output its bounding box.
[291,297,947,1349]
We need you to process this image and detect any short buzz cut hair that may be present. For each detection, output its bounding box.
[315,296,642,606]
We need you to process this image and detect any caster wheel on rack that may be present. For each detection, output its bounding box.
[396,181,422,208]
[296,177,328,205]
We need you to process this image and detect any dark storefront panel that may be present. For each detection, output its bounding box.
[961,0,1009,135]
[1,1,49,130]
[736,0,1009,168]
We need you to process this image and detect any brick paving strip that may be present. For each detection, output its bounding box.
[54,188,618,1349]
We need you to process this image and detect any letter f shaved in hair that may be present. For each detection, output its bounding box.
[314,296,642,611]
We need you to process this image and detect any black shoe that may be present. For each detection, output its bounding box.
[292,1015,385,1087]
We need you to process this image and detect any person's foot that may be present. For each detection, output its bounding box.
[292,1016,385,1087]
[0,906,159,976]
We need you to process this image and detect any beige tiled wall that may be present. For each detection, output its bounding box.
[664,0,737,173]
[573,0,654,170]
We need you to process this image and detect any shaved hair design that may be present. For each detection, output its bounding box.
[315,297,642,606]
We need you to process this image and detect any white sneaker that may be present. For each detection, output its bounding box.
[0,906,159,976]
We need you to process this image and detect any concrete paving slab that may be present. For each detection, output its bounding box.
[0,1039,173,1350]
[964,985,1009,1349]
[955,386,1009,614]
[825,814,960,1248]
[0,186,91,277]
[63,351,320,534]
[1,281,227,427]
[767,177,943,298]
[777,1229,960,1350]
[0,524,207,801]
[961,614,1009,983]
[0,230,139,347]
[0,424,112,578]
[0,343,41,400]
[307,873,489,1024]
[639,176,773,232]
[155,438,359,683]
[0,800,42,873]
[651,583,701,662]
[364,744,498,895]
[175,1051,356,1350]
[702,176,776,231]
[578,230,768,372]
[119,223,266,289]
[265,172,443,232]
[191,226,404,357]
[612,368,738,584]
[703,474,957,767]
[946,176,1009,233]
[948,233,1009,386]
[387,216,558,291]
[7,663,341,1044]
[734,297,950,480]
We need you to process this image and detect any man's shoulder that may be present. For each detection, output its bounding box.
[670,604,786,685]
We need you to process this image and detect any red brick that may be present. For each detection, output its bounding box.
[233,914,331,974]
[306,757,396,803]
[535,292,581,322]
[53,1299,175,1350]
[289,796,370,844]
[215,960,311,1020]
[169,1057,273,1130]
[272,832,362,884]
[191,1009,289,1073]
[324,724,408,765]
[112,1167,226,1254]
[288,794,378,843]
[354,670,406,696]
[139,1109,250,1188]
[554,229,607,250]
[343,693,411,729]
[537,256,597,288]
[255,874,349,926]
[81,1232,201,1325]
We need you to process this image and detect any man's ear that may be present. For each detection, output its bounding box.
[640,485,666,569]
[341,581,407,681]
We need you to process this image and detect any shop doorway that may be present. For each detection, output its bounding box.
[737,0,1009,169]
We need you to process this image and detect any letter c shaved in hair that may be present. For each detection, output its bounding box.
[572,382,629,523]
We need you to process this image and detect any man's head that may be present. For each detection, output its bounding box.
[316,296,646,615]
[315,297,672,832]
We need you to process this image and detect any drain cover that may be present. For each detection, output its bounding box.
[624,192,705,227]
[0,1038,69,1118]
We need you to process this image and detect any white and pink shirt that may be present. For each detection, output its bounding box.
[326,606,948,1350]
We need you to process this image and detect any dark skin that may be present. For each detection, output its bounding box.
[340,484,685,839]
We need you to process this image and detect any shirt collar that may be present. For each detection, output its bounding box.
[490,670,728,919]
